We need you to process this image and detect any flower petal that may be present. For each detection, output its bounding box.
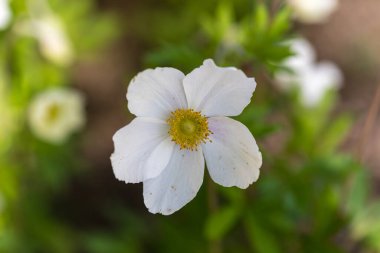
[203,117,262,189]
[111,117,174,183]
[288,0,338,24]
[143,146,204,215]
[127,68,187,119]
[183,59,256,117]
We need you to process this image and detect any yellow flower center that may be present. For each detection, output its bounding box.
[167,109,212,150]
[46,103,61,124]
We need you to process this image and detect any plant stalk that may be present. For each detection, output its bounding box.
[358,83,380,163]
[207,176,222,253]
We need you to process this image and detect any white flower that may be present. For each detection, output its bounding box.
[0,0,11,30]
[28,88,85,144]
[111,59,262,215]
[298,61,343,106]
[287,0,339,24]
[32,16,74,66]
[275,38,316,89]
[21,0,74,65]
[275,38,343,107]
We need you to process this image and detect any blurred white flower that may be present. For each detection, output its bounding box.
[32,16,74,66]
[0,0,11,30]
[111,59,262,215]
[14,0,74,65]
[275,38,343,107]
[288,0,339,24]
[28,88,85,144]
[275,38,316,89]
[298,62,343,106]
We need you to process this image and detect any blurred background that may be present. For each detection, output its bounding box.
[1,0,380,252]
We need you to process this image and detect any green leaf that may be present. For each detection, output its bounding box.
[204,205,241,240]
[345,169,370,217]
[268,7,291,39]
[145,44,204,73]
[352,202,380,251]
[201,3,233,43]
[219,187,245,205]
[253,4,269,36]
[317,114,352,153]
[244,215,281,253]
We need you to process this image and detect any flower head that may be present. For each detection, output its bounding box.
[28,88,85,144]
[111,59,262,215]
[275,38,343,107]
[0,0,11,30]
[167,109,212,150]
[287,0,339,24]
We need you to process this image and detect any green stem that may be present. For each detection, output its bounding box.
[358,83,380,163]
[207,175,222,253]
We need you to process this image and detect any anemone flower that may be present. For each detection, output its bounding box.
[28,88,85,144]
[111,59,262,215]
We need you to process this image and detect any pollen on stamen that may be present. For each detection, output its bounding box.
[167,109,212,150]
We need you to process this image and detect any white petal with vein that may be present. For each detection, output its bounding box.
[111,117,174,183]
[183,59,256,117]
[127,68,187,119]
[143,146,204,215]
[203,117,262,189]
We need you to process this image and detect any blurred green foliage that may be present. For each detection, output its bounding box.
[0,0,379,253]
[0,0,118,252]
[144,1,292,73]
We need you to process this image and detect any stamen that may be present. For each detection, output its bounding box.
[167,109,212,150]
